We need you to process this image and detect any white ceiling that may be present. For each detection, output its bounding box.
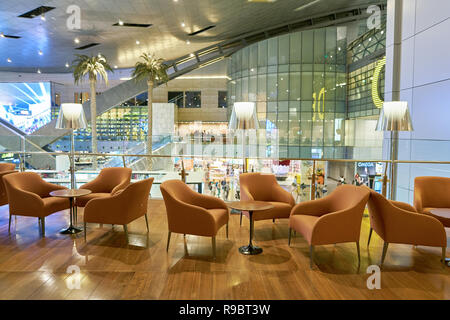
[0,0,379,73]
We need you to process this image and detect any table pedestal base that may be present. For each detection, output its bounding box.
[239,245,263,255]
[60,226,82,234]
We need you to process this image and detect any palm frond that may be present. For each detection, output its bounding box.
[131,53,169,85]
[71,54,113,85]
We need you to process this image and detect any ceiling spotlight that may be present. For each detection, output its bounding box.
[114,65,118,69]
[118,20,124,26]
[40,14,46,21]
[189,53,195,57]
[38,50,43,55]
[173,0,178,2]
[186,40,190,44]
[65,62,69,68]
[136,40,140,45]
[0,32,4,38]
[74,37,80,44]
[97,53,102,58]
[181,22,186,27]
[7,58,11,63]
[37,69,41,74]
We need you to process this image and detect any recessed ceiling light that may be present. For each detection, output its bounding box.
[114,65,118,69]
[97,53,102,58]
[189,53,195,57]
[186,40,190,44]
[7,58,11,63]
[118,20,124,26]
[65,62,69,68]
[181,22,186,27]
[74,37,80,43]
[40,14,46,21]
[174,0,178,2]
[38,50,43,55]
[0,32,4,38]
[37,69,41,74]
[136,40,140,45]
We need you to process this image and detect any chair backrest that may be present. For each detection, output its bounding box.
[160,179,196,205]
[326,184,370,213]
[414,176,450,211]
[119,177,154,217]
[239,173,279,201]
[3,172,49,198]
[366,190,389,239]
[0,163,16,172]
[96,167,132,192]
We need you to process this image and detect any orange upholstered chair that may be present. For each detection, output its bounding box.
[76,167,132,207]
[3,172,70,236]
[160,179,229,258]
[414,176,450,228]
[83,178,154,243]
[367,189,447,265]
[289,185,370,268]
[0,164,18,206]
[239,172,295,226]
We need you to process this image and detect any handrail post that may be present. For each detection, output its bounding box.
[122,155,127,168]
[311,160,316,200]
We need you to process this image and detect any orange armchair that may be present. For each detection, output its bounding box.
[414,176,450,227]
[0,163,15,172]
[3,172,69,236]
[83,178,154,243]
[76,167,132,207]
[0,169,18,206]
[289,185,370,268]
[367,189,447,265]
[160,179,229,258]
[239,173,295,226]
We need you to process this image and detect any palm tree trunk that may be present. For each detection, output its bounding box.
[90,80,98,170]
[147,80,153,170]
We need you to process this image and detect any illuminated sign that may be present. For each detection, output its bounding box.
[312,87,325,121]
[371,56,386,109]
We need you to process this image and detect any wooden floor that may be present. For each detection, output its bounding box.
[0,199,449,300]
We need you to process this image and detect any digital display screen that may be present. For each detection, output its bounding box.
[0,82,52,134]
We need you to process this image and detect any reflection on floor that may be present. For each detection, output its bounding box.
[0,200,448,300]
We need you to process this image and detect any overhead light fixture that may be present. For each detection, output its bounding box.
[189,53,195,57]
[294,0,321,11]
[113,22,152,28]
[0,32,21,39]
[0,32,4,38]
[65,62,70,68]
[181,22,186,27]
[18,6,55,19]
[74,37,80,43]
[136,40,140,45]
[186,40,190,44]
[38,50,43,55]
[37,69,41,74]
[114,65,118,69]
[7,58,11,63]
[118,20,124,26]
[40,14,46,21]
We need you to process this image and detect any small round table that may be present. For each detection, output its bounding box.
[429,208,450,266]
[50,189,91,235]
[227,201,274,255]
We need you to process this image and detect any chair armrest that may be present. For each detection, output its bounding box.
[111,179,130,195]
[40,180,67,196]
[190,193,228,210]
[390,200,416,212]
[384,203,446,246]
[290,197,330,217]
[414,189,423,213]
[272,185,295,206]
[80,177,102,193]
[240,185,254,201]
[8,188,44,215]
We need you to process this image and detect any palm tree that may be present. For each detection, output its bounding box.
[132,53,169,164]
[72,54,113,169]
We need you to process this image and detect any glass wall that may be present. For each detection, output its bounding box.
[227,27,347,159]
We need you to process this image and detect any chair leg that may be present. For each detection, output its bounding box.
[8,215,12,234]
[226,223,229,239]
[144,214,149,233]
[212,236,216,259]
[273,219,275,223]
[441,247,449,266]
[381,242,389,265]
[240,212,243,226]
[84,222,87,242]
[356,241,361,265]
[310,245,315,269]
[123,225,129,244]
[41,217,45,237]
[166,231,172,252]
[288,228,292,246]
[367,227,373,247]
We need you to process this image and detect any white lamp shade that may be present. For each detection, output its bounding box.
[376,101,413,131]
[56,103,87,129]
[229,102,259,130]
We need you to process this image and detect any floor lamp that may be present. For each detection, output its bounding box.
[376,101,413,199]
[56,103,87,189]
[229,102,258,173]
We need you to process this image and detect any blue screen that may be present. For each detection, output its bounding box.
[0,82,52,134]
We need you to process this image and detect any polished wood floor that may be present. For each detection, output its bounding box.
[0,200,449,300]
